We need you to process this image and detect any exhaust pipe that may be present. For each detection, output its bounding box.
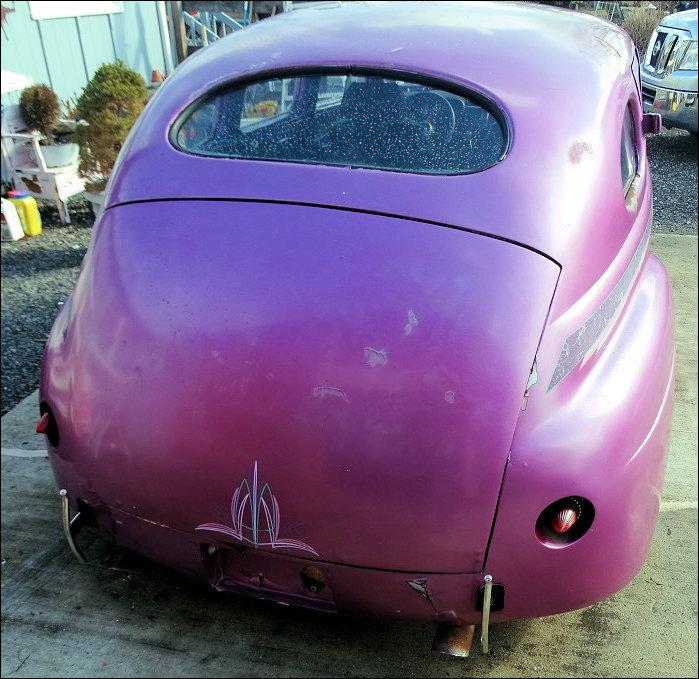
[432,623,476,657]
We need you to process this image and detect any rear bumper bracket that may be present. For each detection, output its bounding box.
[60,489,87,563]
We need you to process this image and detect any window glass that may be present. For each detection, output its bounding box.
[620,104,638,195]
[173,72,507,174]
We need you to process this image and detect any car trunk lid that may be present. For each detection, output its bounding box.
[64,200,560,573]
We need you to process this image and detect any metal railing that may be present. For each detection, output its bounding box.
[182,10,243,47]
[591,1,624,23]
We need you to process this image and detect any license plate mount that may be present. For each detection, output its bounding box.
[205,544,337,614]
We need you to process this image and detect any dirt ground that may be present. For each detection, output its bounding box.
[1,233,696,678]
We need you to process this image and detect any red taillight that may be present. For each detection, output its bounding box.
[552,507,578,533]
[536,496,594,546]
[37,403,60,447]
[36,412,50,433]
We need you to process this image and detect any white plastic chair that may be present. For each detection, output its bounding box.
[1,100,85,224]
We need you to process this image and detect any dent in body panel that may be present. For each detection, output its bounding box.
[407,577,438,611]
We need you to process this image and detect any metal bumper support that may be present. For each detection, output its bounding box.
[59,489,87,563]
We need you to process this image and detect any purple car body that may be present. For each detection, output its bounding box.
[40,2,674,628]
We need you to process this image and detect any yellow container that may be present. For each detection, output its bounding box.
[8,191,42,236]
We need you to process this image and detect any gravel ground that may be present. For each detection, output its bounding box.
[647,128,698,235]
[1,128,697,415]
[1,200,93,414]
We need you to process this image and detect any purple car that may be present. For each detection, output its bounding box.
[39,1,674,656]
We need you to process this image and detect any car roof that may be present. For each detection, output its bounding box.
[169,1,633,106]
[107,1,642,296]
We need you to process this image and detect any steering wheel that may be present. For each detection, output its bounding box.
[402,92,457,145]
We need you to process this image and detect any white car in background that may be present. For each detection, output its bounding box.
[641,8,698,135]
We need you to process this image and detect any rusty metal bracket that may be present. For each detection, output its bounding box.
[59,489,87,563]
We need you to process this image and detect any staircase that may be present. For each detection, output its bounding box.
[178,1,345,55]
[182,10,243,49]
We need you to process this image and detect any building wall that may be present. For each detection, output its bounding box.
[1,1,172,107]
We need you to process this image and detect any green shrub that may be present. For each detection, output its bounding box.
[19,84,61,139]
[74,61,147,192]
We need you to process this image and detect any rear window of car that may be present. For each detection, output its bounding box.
[172,71,507,175]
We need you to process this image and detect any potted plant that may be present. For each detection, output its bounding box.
[19,84,79,168]
[73,61,148,215]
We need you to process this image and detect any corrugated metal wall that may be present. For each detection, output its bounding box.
[1,1,171,107]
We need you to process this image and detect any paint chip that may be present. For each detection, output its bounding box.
[364,347,387,367]
[313,386,349,402]
[568,141,593,164]
[404,309,419,336]
[444,390,455,404]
